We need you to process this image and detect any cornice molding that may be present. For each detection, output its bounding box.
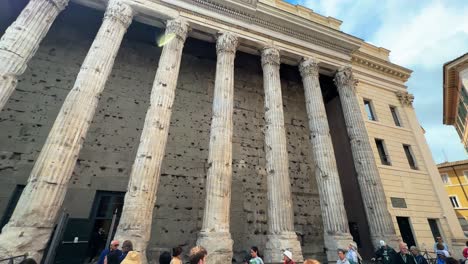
[443,53,468,125]
[351,51,412,83]
[174,0,361,55]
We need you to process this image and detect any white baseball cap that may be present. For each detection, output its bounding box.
[283,250,293,260]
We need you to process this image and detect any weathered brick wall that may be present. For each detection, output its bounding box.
[0,3,324,262]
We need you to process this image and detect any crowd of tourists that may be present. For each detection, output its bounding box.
[16,236,468,264]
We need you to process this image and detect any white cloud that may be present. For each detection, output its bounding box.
[423,125,466,163]
[372,1,468,69]
[299,0,468,69]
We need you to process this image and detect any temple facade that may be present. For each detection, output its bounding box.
[0,0,464,263]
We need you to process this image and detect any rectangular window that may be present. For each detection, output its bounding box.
[375,139,391,165]
[390,106,402,127]
[441,173,450,184]
[449,196,460,208]
[428,219,442,241]
[364,99,377,121]
[464,171,468,183]
[403,144,418,170]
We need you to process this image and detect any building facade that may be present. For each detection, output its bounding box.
[438,160,468,233]
[0,0,465,263]
[443,53,468,152]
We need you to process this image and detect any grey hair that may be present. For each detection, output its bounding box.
[410,246,419,252]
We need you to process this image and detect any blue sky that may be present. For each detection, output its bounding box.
[285,0,468,163]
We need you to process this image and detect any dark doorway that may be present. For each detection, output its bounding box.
[87,191,125,260]
[53,191,125,263]
[397,217,416,247]
[349,222,362,248]
[1,185,25,230]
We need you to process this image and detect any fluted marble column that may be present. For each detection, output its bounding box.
[299,58,353,261]
[197,32,238,264]
[334,66,398,249]
[0,0,69,111]
[0,1,133,261]
[113,19,189,264]
[261,47,303,263]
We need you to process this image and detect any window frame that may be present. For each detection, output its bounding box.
[440,173,450,184]
[363,99,377,121]
[403,144,418,170]
[375,138,391,166]
[389,105,402,127]
[449,195,461,208]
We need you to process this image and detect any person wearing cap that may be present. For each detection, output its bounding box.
[283,250,295,264]
[372,240,396,264]
[98,240,121,264]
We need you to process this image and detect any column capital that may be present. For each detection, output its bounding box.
[396,91,414,107]
[299,57,319,78]
[261,47,280,68]
[49,0,69,11]
[166,18,189,42]
[216,32,238,54]
[104,0,134,28]
[334,65,358,88]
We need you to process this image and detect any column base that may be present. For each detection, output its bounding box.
[264,232,303,264]
[197,230,233,264]
[0,225,52,261]
[323,233,354,263]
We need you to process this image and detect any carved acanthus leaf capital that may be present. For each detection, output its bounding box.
[395,91,414,107]
[216,32,239,54]
[261,47,280,68]
[165,18,189,42]
[299,57,319,78]
[49,0,69,11]
[334,66,358,88]
[104,0,134,28]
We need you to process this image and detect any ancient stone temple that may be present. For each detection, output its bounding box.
[0,0,464,263]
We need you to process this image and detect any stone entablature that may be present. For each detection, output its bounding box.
[71,0,411,84]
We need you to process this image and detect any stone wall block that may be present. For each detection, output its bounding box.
[0,1,133,261]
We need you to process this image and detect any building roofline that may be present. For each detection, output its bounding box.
[443,53,468,125]
[437,159,468,168]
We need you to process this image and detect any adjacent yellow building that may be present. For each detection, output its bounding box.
[438,160,468,232]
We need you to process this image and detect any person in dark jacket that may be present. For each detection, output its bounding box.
[393,243,417,264]
[159,251,172,264]
[372,240,397,264]
[410,246,428,264]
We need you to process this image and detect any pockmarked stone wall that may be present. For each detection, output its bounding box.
[0,3,324,262]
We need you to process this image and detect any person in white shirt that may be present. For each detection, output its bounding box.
[337,249,350,264]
